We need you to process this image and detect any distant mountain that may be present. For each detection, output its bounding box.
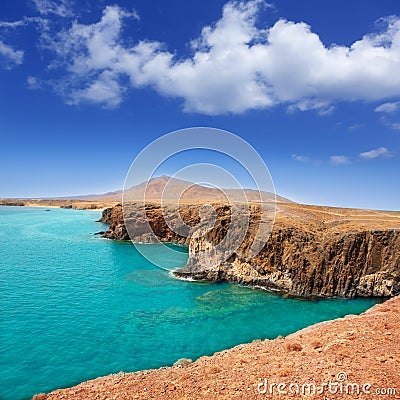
[76,176,293,203]
[65,190,123,201]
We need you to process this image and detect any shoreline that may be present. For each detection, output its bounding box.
[173,271,393,300]
[0,200,116,211]
[0,204,106,211]
[3,199,398,398]
[34,295,400,399]
[103,202,400,299]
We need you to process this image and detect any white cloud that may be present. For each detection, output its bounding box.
[42,5,139,108]
[389,122,400,130]
[0,17,48,34]
[0,40,23,69]
[288,101,335,116]
[348,123,365,131]
[375,101,400,131]
[0,16,48,69]
[290,154,325,165]
[33,0,74,17]
[34,1,400,113]
[291,154,309,162]
[330,155,351,165]
[27,75,42,89]
[293,147,394,165]
[379,115,400,131]
[359,147,391,159]
[375,101,400,113]
[65,70,126,108]
[0,20,27,29]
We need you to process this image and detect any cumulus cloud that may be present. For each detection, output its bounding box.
[359,147,392,159]
[65,70,126,108]
[0,40,23,69]
[41,5,139,108]
[18,1,400,113]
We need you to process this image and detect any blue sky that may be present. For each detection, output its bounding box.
[0,0,399,210]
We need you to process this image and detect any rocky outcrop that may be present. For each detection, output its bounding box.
[178,228,400,298]
[102,203,201,243]
[0,200,25,206]
[99,205,117,225]
[101,203,400,298]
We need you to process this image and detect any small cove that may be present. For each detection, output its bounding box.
[0,206,382,400]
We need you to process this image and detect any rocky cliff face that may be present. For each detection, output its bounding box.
[102,203,201,243]
[101,203,400,298]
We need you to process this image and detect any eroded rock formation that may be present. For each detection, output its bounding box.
[101,202,400,298]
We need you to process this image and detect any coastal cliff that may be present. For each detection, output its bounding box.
[101,202,400,298]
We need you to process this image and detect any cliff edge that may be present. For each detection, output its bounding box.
[102,202,400,298]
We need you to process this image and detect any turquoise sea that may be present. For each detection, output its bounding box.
[0,206,381,400]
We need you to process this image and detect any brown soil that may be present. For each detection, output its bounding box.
[274,202,400,233]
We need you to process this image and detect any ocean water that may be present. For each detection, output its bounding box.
[0,206,381,400]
